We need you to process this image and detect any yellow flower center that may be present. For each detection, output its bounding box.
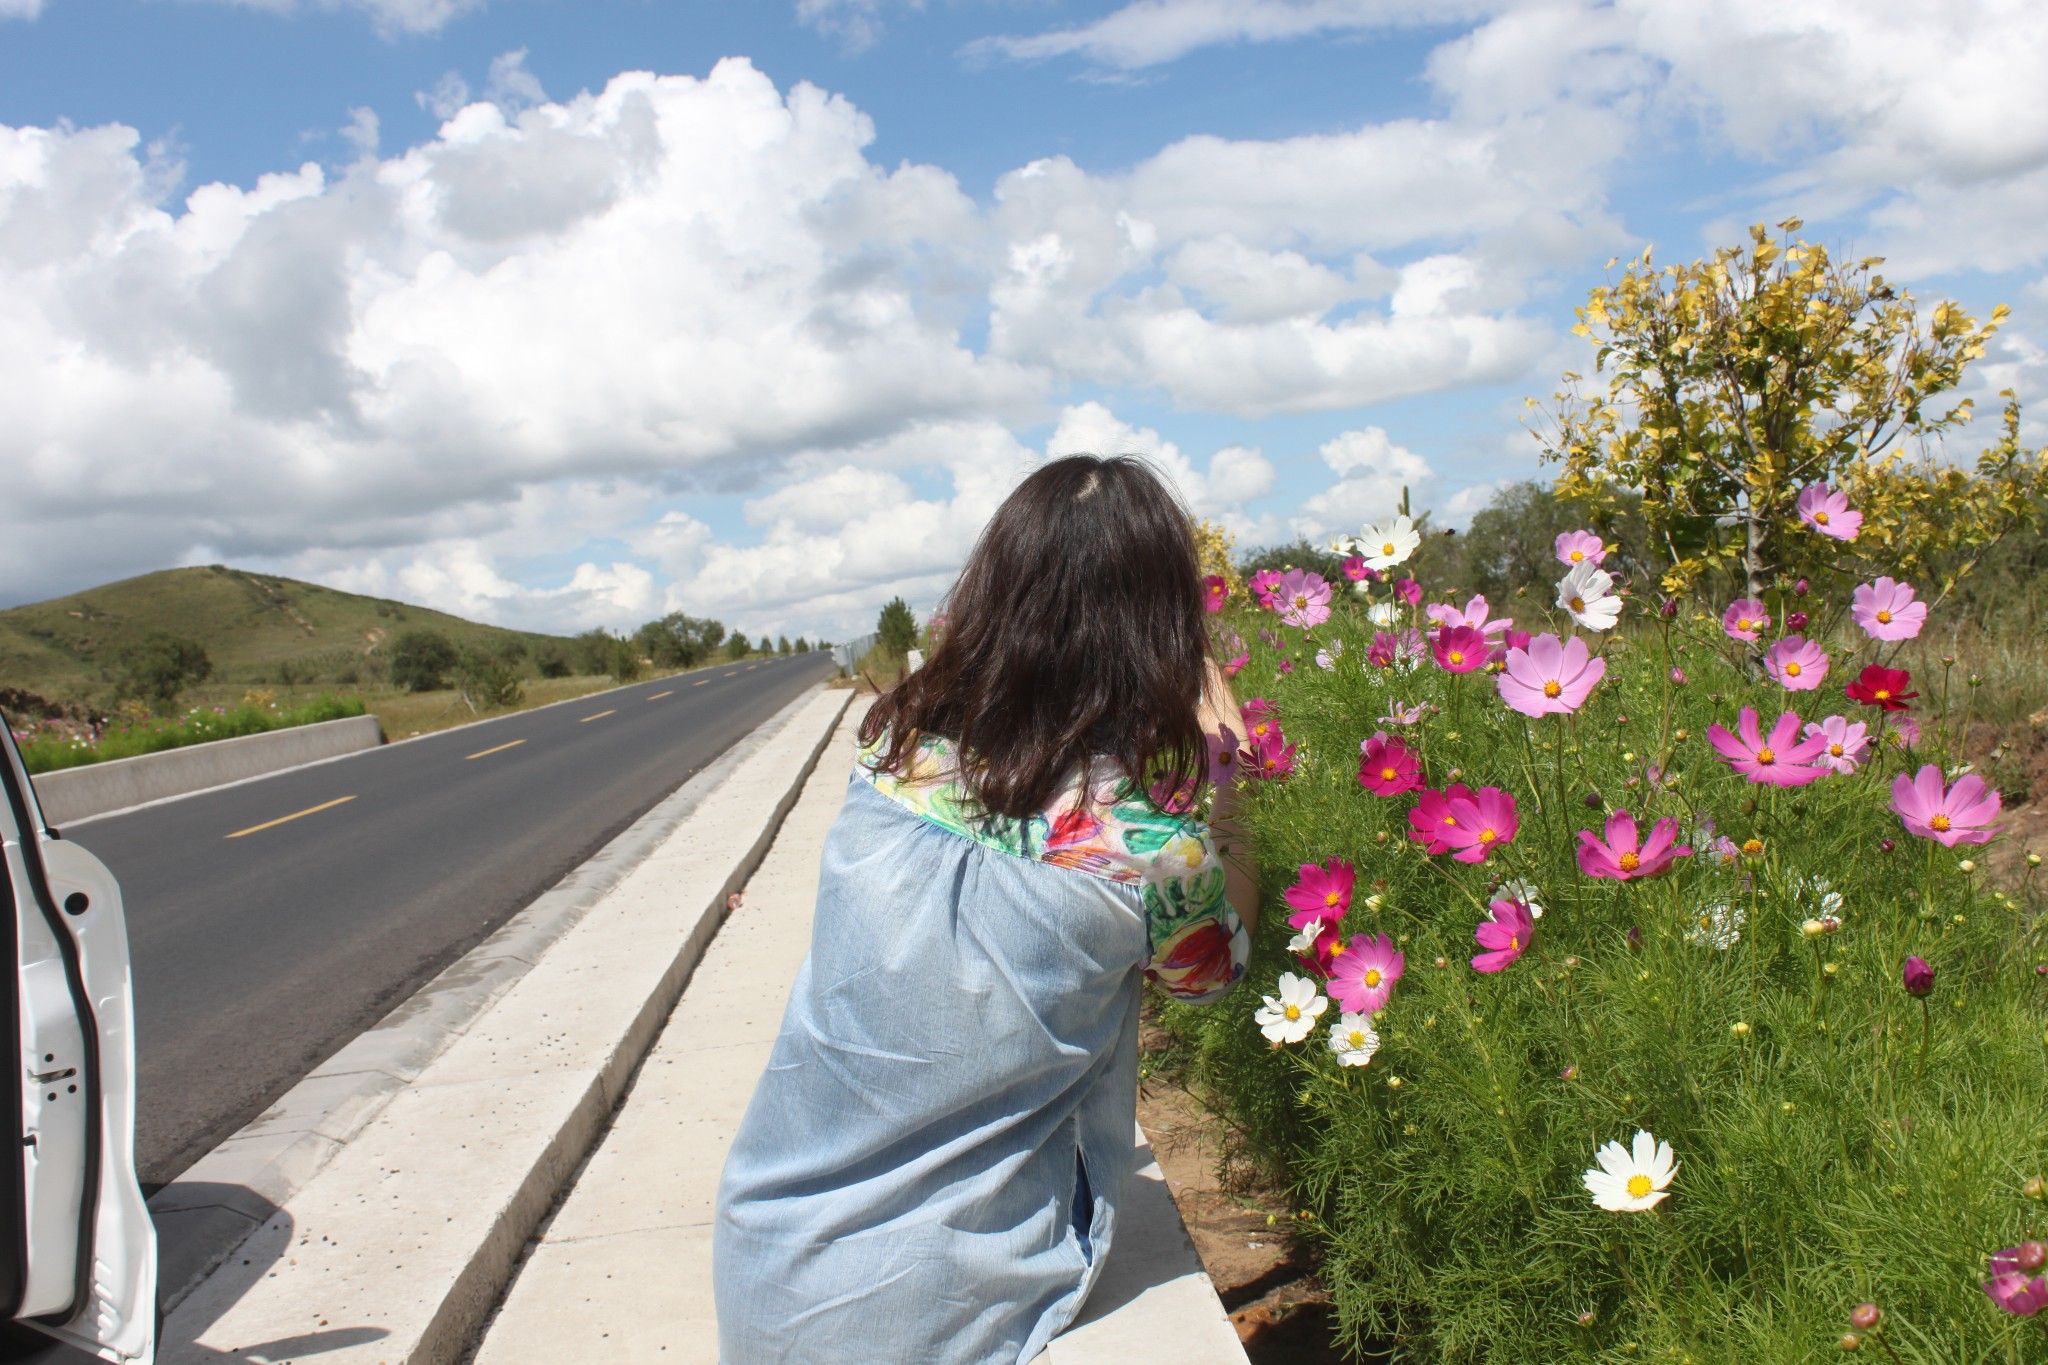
[1876,609,1892,623]
[1479,828,1499,844]
[1364,968,1382,988]
[1755,747,1776,764]
[1698,914,1713,930]
[1508,934,1521,951]
[1324,891,1341,907]
[1829,744,1844,757]
[1382,541,1396,555]
[1284,1003,1301,1021]
[1736,617,1753,631]
[1380,766,1398,781]
[1570,549,1585,561]
[1742,838,1763,856]
[1570,596,1586,612]
[1618,851,1641,871]
[1874,689,1891,701]
[1785,661,1802,677]
[1443,814,1457,825]
[1449,650,1465,665]
[1543,680,1562,697]
[1348,1030,1367,1047]
[1626,1173,1653,1198]
[1293,594,1308,609]
[1814,510,1831,525]
[1931,814,1952,832]
[1329,938,1345,957]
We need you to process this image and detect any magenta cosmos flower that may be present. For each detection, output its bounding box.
[1554,529,1606,566]
[1802,716,1870,775]
[1248,568,1284,609]
[1245,728,1297,780]
[1394,577,1422,606]
[1851,576,1928,641]
[1890,764,2002,846]
[1206,725,1242,786]
[1426,593,1513,640]
[1577,809,1692,881]
[1763,635,1829,691]
[1275,568,1334,629]
[1329,934,1404,1014]
[1472,899,1535,972]
[1798,482,1862,541]
[1242,698,1278,743]
[1407,784,1519,863]
[1707,708,1831,787]
[1340,555,1375,582]
[1202,575,1230,613]
[1284,857,1355,921]
[1985,1245,2048,1317]
[1368,628,1425,670]
[1496,633,1606,717]
[1721,598,1771,642]
[1358,731,1422,795]
[1432,624,1491,674]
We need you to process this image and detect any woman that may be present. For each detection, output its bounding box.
[713,454,1258,1363]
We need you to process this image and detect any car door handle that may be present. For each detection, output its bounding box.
[28,1066,76,1083]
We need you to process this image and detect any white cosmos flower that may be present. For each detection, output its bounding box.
[1329,1012,1380,1067]
[1367,601,1402,628]
[1583,1129,1679,1212]
[1314,638,1345,671]
[1498,878,1545,920]
[1803,875,1844,920]
[1556,561,1622,632]
[1286,921,1327,956]
[1255,972,1328,1045]
[1326,533,1361,556]
[1358,515,1420,572]
[1685,901,1744,950]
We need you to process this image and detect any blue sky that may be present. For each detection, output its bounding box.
[2,0,2044,640]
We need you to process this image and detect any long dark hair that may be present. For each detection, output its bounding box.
[859,454,1208,820]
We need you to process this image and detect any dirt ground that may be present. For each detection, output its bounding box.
[1136,1025,1350,1364]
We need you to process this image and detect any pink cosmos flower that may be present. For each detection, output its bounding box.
[1426,593,1514,641]
[1284,858,1355,921]
[1707,707,1831,787]
[1340,555,1374,582]
[1206,725,1242,787]
[1851,577,1928,641]
[1149,774,1197,814]
[1473,899,1535,972]
[1890,764,2002,846]
[1222,653,1248,677]
[1432,624,1491,674]
[1368,628,1425,671]
[1245,728,1297,780]
[1763,635,1829,691]
[1802,716,1870,775]
[1554,530,1607,566]
[1248,568,1284,609]
[1415,784,1519,864]
[1722,599,1771,642]
[1984,1245,2048,1317]
[1798,482,1862,541]
[1275,568,1334,629]
[1889,714,1922,749]
[1202,576,1230,614]
[1329,933,1404,1014]
[1576,809,1692,881]
[1379,700,1433,727]
[1278,659,1295,674]
[1394,577,1422,606]
[1358,732,1422,795]
[1496,633,1607,717]
[1242,698,1278,743]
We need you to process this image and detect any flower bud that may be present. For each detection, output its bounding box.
[1786,610,1810,631]
[1627,926,1643,950]
[1801,919,1827,939]
[1782,1101,1797,1114]
[1560,1064,1579,1081]
[1583,790,1604,808]
[1576,1310,1597,1328]
[1794,578,1810,596]
[2023,1175,2046,1200]
[1670,667,1687,684]
[1850,1303,1881,1331]
[1386,1075,1402,1089]
[1959,859,1977,874]
[2028,852,2042,868]
[1731,1021,1751,1037]
[2019,1241,2047,1272]
[1880,838,1896,853]
[1969,674,1984,687]
[1659,597,1678,619]
[1902,956,1935,997]
[1941,654,1956,667]
[1839,1333,1861,1351]
[1743,838,1765,857]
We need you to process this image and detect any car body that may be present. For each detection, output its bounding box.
[1,715,156,1362]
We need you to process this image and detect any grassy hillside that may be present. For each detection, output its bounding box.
[0,565,568,704]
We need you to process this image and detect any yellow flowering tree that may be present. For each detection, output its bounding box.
[1191,517,1242,595]
[1541,220,2020,598]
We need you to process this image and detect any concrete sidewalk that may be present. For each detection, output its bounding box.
[472,699,1247,1364]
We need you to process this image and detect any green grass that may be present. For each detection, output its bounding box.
[13,695,368,774]
[0,565,569,702]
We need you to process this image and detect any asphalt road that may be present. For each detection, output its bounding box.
[52,652,835,1189]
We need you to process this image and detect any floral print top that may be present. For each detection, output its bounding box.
[856,730,1248,1002]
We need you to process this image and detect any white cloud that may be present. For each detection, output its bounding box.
[968,0,1499,70]
[796,0,924,53]
[0,0,45,18]
[1291,427,1434,542]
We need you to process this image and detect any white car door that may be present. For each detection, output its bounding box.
[1,719,155,1363]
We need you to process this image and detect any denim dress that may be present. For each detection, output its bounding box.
[713,732,1248,1364]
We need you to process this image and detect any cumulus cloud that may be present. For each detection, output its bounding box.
[1291,427,1434,543]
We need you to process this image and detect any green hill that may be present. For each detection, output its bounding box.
[0,565,570,704]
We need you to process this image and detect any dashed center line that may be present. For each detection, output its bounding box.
[580,709,617,723]
[647,690,674,700]
[225,796,356,840]
[466,739,526,761]
[693,679,709,686]
[722,671,737,678]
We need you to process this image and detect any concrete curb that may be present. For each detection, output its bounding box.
[32,714,385,826]
[150,684,851,1334]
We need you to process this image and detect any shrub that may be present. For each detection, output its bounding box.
[114,633,212,711]
[876,597,917,656]
[534,642,572,678]
[607,635,643,683]
[456,649,524,709]
[1164,501,2048,1361]
[725,632,752,661]
[389,629,459,692]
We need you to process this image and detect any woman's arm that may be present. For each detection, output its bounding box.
[1197,658,1258,939]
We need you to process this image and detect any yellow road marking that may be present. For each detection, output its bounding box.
[466,739,526,761]
[580,709,617,723]
[693,679,709,686]
[226,796,356,840]
[647,690,673,700]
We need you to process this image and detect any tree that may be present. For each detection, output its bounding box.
[1439,482,1651,606]
[456,647,524,710]
[389,630,459,693]
[534,641,572,678]
[115,634,211,710]
[876,597,917,656]
[634,613,726,669]
[606,635,643,683]
[725,632,752,660]
[569,629,616,676]
[793,637,809,653]
[1545,220,2009,598]
[776,635,791,655]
